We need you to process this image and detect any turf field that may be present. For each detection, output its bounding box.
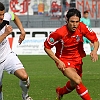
[2,55,100,100]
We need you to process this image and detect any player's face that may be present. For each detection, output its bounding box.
[67,15,80,32]
[0,10,5,24]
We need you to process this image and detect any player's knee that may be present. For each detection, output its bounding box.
[70,78,82,87]
[75,77,82,85]
[21,74,28,81]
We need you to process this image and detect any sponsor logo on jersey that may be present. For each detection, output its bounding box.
[76,35,80,42]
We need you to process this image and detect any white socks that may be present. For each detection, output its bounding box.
[19,77,30,97]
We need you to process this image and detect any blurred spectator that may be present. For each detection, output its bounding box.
[70,0,76,8]
[31,0,38,15]
[38,0,44,15]
[50,0,59,17]
[80,11,91,27]
[62,0,66,18]
[80,10,94,51]
[44,0,49,16]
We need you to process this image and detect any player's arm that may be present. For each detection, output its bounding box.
[90,41,99,62]
[44,46,66,71]
[44,47,60,63]
[44,31,66,71]
[82,24,99,62]
[13,13,26,44]
[44,32,60,63]
[0,25,13,43]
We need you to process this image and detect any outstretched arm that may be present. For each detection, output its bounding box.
[44,47,66,71]
[13,13,26,44]
[90,41,99,62]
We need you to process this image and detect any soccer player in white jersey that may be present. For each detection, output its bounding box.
[0,2,33,100]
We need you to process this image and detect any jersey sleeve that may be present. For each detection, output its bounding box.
[81,23,98,43]
[4,12,15,21]
[8,12,15,20]
[44,29,61,49]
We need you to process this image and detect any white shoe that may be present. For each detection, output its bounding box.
[22,94,33,100]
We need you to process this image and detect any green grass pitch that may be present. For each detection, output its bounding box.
[2,55,100,100]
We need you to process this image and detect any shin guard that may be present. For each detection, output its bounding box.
[19,77,30,97]
[76,83,92,100]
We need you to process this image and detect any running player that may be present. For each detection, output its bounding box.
[0,2,33,100]
[44,8,99,100]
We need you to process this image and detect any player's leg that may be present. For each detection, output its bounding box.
[56,68,78,100]
[76,82,92,100]
[14,69,33,100]
[56,80,75,100]
[0,63,4,100]
[63,68,92,100]
[0,85,3,100]
[56,80,75,96]
[4,52,33,100]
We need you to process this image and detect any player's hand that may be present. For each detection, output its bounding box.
[18,32,26,44]
[4,24,13,36]
[57,60,66,71]
[90,50,98,62]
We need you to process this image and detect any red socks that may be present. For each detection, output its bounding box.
[76,83,92,100]
[58,81,75,95]
[58,82,92,100]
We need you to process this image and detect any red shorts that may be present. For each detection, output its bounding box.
[56,58,83,77]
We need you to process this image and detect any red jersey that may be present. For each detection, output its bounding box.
[44,22,98,61]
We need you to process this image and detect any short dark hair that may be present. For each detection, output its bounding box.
[0,2,5,11]
[66,8,81,21]
[83,10,89,14]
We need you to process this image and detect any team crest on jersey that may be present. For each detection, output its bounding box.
[49,38,54,43]
[76,35,80,42]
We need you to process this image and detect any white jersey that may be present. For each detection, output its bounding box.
[0,13,13,63]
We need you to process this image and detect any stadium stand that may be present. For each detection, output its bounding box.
[9,15,66,28]
[10,15,100,28]
[1,0,100,28]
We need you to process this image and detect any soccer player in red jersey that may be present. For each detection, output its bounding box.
[44,8,99,100]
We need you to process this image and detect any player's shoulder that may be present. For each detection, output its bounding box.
[4,12,11,17]
[4,12,11,21]
[78,22,87,29]
[55,25,67,36]
[77,22,88,33]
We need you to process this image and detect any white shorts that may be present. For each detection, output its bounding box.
[0,52,24,84]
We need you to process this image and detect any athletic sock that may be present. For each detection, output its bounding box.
[19,77,30,97]
[58,81,75,95]
[76,83,92,100]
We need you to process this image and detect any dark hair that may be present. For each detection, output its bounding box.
[0,2,5,11]
[83,10,89,14]
[66,8,81,21]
